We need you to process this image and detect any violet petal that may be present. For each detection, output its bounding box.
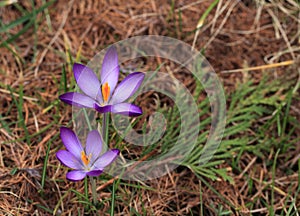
[94,104,112,113]
[111,103,142,116]
[92,149,120,169]
[73,63,101,99]
[96,89,103,104]
[59,92,95,108]
[87,170,103,177]
[60,127,83,159]
[66,170,87,181]
[101,46,119,95]
[110,72,145,104]
[86,130,103,163]
[56,150,83,169]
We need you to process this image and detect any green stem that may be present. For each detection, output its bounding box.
[84,177,88,200]
[102,113,110,145]
[89,113,109,207]
[90,176,97,205]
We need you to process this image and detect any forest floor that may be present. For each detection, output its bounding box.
[0,0,299,215]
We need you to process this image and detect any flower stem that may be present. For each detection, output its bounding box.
[90,113,109,207]
[90,176,97,205]
[84,177,88,199]
[102,113,110,145]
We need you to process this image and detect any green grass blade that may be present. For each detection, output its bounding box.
[0,18,34,46]
[110,180,116,216]
[0,0,55,33]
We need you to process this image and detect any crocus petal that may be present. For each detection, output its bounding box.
[110,72,145,104]
[73,63,101,99]
[93,149,120,169]
[87,170,103,177]
[86,130,103,163]
[111,103,142,116]
[96,89,103,104]
[94,104,112,114]
[59,92,96,108]
[56,150,83,169]
[66,170,87,181]
[101,46,119,94]
[60,127,83,159]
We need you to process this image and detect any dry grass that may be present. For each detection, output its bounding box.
[0,0,299,215]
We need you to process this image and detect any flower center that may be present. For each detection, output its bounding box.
[81,151,91,166]
[102,82,110,102]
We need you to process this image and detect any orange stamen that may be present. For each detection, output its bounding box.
[81,151,91,166]
[102,82,110,102]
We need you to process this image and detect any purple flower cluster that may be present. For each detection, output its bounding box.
[57,46,144,181]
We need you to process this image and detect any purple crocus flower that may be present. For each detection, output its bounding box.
[59,46,145,116]
[56,127,119,181]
